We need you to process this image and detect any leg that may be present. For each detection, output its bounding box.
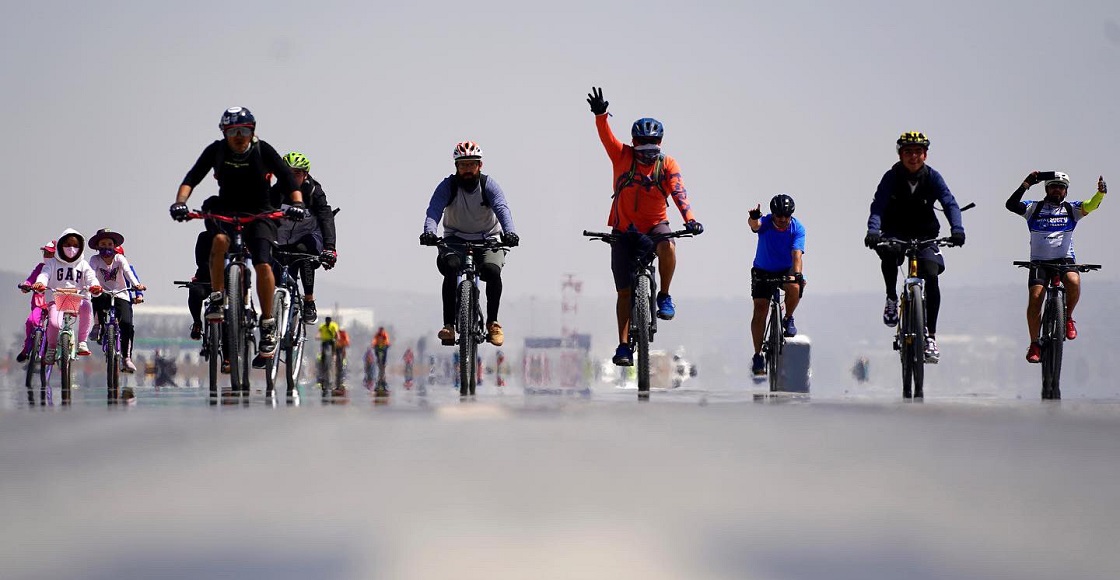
[46,303,62,349]
[923,274,941,336]
[616,289,631,345]
[1064,271,1080,317]
[479,261,504,324]
[880,258,898,299]
[255,263,276,319]
[78,299,94,342]
[209,234,230,295]
[783,282,801,316]
[442,276,457,327]
[1027,285,1044,342]
[118,298,135,357]
[656,239,676,295]
[751,298,769,354]
[188,283,207,325]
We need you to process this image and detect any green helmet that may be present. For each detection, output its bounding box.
[283,151,311,171]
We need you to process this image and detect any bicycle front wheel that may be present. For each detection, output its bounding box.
[226,267,246,394]
[106,323,119,404]
[59,332,72,404]
[634,275,652,395]
[458,280,475,397]
[1041,291,1065,400]
[285,299,305,398]
[899,297,913,399]
[908,285,926,399]
[767,301,783,392]
[265,290,287,397]
[207,321,221,401]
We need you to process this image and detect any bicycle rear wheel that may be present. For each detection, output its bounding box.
[458,280,475,397]
[908,285,926,399]
[265,290,287,397]
[106,323,119,404]
[285,299,305,398]
[1041,291,1065,400]
[59,333,72,404]
[634,275,652,396]
[226,267,246,395]
[767,301,783,392]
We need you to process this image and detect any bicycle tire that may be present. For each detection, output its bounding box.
[634,274,652,395]
[320,342,335,395]
[59,332,72,404]
[226,267,246,394]
[899,296,913,399]
[458,280,474,396]
[909,284,926,399]
[207,321,221,400]
[240,329,252,397]
[767,300,782,392]
[285,299,305,398]
[1041,290,1065,400]
[265,290,286,397]
[25,328,43,389]
[106,323,119,403]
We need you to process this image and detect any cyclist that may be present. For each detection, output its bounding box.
[402,346,415,383]
[864,131,965,363]
[1005,171,1106,363]
[363,344,376,387]
[31,229,102,362]
[748,194,806,376]
[319,315,340,366]
[585,87,704,365]
[419,141,519,347]
[270,151,338,324]
[16,241,55,363]
[169,106,307,359]
[88,229,147,373]
[373,326,391,381]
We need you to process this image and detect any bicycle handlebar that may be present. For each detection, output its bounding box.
[1012,261,1102,273]
[427,237,512,250]
[582,229,695,244]
[273,248,322,267]
[875,237,959,251]
[185,211,286,224]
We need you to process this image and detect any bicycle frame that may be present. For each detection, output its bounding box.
[268,248,318,399]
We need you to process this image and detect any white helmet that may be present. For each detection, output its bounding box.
[1046,171,1070,188]
[453,141,483,162]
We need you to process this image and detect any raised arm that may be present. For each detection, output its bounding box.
[1006,171,1038,215]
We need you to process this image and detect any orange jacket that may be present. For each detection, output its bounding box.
[596,114,695,232]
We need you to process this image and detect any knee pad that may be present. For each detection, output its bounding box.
[479,262,502,282]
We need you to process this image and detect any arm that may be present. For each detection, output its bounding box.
[24,263,44,286]
[931,171,964,233]
[748,204,762,233]
[120,257,144,292]
[1082,177,1106,215]
[423,179,453,234]
[311,184,337,249]
[1005,183,1030,215]
[595,114,625,163]
[663,157,696,223]
[178,142,220,204]
[262,142,302,204]
[866,172,892,233]
[791,250,804,275]
[485,178,516,234]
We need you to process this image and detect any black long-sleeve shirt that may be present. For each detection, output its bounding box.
[181,139,298,213]
[270,177,337,250]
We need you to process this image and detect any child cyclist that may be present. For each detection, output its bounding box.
[16,241,56,362]
[31,229,102,363]
[88,228,147,373]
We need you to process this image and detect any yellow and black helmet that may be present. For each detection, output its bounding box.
[896,131,930,151]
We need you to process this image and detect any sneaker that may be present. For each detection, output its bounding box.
[16,350,28,363]
[883,297,899,327]
[77,342,92,356]
[89,325,100,343]
[302,300,318,324]
[190,321,202,341]
[612,344,633,366]
[752,353,766,376]
[782,316,797,338]
[258,318,277,356]
[252,354,267,369]
[221,359,231,374]
[656,293,675,320]
[1066,319,1077,340]
[438,325,455,345]
[1026,342,1041,364]
[924,336,940,364]
[204,292,224,321]
[123,357,136,373]
[43,348,56,366]
[487,321,505,346]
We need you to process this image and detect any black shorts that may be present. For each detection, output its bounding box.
[875,243,945,278]
[1027,258,1074,287]
[751,267,794,300]
[213,218,278,266]
[610,223,672,291]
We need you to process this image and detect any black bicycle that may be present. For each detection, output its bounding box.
[185,210,283,401]
[584,229,693,397]
[875,237,959,399]
[427,237,511,397]
[755,273,803,393]
[267,247,319,400]
[1013,261,1100,400]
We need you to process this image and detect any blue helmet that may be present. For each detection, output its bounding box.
[631,117,664,141]
[219,106,256,130]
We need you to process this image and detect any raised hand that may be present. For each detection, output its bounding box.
[1099,175,1107,194]
[587,86,608,115]
[1023,171,1040,187]
[748,204,762,221]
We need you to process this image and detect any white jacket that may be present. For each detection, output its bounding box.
[34,228,100,298]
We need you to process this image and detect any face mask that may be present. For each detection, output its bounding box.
[99,248,116,258]
[634,143,661,164]
[62,247,79,259]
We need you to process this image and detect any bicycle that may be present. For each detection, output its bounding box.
[174,279,227,398]
[754,273,804,393]
[266,247,319,400]
[875,237,959,399]
[427,237,512,397]
[1013,260,1101,400]
[94,287,136,404]
[185,210,283,400]
[47,288,86,405]
[318,339,344,396]
[583,229,693,398]
[17,284,49,403]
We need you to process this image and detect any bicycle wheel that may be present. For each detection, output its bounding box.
[285,300,305,398]
[458,280,474,397]
[207,321,221,401]
[908,285,927,399]
[106,323,119,403]
[226,267,246,394]
[634,274,652,395]
[898,296,913,399]
[320,343,335,395]
[59,332,72,404]
[265,290,287,397]
[1041,291,1065,400]
[767,301,783,392]
[25,328,43,389]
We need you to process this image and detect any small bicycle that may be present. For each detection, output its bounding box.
[17,283,49,404]
[583,228,693,398]
[95,287,137,404]
[1013,260,1101,400]
[49,288,87,405]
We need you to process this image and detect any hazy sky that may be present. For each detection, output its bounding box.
[4,0,1120,305]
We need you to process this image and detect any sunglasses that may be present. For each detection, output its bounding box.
[224,126,253,138]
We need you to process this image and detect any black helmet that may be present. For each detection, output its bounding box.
[770,194,795,217]
[219,106,256,130]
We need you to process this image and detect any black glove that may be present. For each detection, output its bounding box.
[949,230,966,247]
[793,272,805,284]
[501,232,520,247]
[685,220,704,235]
[587,86,609,115]
[319,249,337,270]
[419,232,439,246]
[1099,176,1107,194]
[864,231,881,249]
[748,208,762,221]
[170,202,189,222]
[1024,171,1040,187]
[284,202,307,221]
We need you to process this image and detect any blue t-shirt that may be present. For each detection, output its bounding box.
[753,215,806,271]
